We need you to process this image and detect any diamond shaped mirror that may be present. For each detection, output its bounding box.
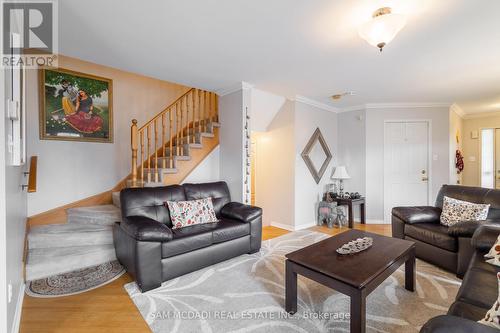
[301,128,332,184]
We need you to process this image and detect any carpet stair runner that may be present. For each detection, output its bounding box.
[26,202,122,281]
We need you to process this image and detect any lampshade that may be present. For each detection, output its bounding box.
[331,166,350,180]
[358,7,407,51]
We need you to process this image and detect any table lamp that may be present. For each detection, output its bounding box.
[331,166,350,198]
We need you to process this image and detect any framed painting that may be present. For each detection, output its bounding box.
[39,67,113,143]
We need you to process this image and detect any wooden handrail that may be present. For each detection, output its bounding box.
[138,88,195,132]
[130,88,219,186]
[27,156,37,193]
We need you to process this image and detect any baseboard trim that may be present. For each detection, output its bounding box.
[11,283,25,333]
[365,219,388,224]
[270,221,316,231]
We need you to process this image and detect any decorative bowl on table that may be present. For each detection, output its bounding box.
[336,237,373,255]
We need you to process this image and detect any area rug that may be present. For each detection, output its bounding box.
[26,260,125,298]
[124,231,461,332]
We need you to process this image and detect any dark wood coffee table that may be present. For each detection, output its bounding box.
[285,229,415,333]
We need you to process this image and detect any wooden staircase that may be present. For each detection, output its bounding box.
[129,88,219,187]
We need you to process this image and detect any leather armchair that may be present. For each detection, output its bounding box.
[113,181,263,292]
[392,185,500,277]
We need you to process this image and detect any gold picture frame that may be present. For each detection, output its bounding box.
[39,67,113,143]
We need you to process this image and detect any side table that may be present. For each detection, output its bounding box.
[331,197,365,228]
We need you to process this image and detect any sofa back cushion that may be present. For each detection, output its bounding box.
[120,185,186,227]
[436,185,500,220]
[182,181,231,217]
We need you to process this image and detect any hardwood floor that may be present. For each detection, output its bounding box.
[20,224,391,333]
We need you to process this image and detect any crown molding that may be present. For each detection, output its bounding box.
[294,95,339,113]
[215,81,254,96]
[462,110,500,119]
[450,103,466,118]
[340,102,452,113]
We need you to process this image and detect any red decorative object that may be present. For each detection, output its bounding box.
[456,149,464,174]
[65,112,103,134]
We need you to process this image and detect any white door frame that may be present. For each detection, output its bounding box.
[383,119,433,223]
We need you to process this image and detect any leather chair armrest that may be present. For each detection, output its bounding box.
[392,206,441,224]
[220,202,263,223]
[121,216,173,242]
[420,315,500,333]
[472,224,500,251]
[448,220,486,237]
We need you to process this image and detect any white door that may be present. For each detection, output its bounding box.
[384,121,430,223]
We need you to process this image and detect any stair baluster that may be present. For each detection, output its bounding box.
[162,114,166,169]
[140,131,144,184]
[186,94,190,144]
[176,103,181,156]
[192,91,195,143]
[131,119,138,187]
[169,108,174,168]
[154,119,159,183]
[146,125,151,183]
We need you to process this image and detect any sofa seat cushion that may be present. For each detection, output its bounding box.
[405,223,457,252]
[162,224,215,258]
[448,300,491,321]
[212,218,250,243]
[456,266,499,309]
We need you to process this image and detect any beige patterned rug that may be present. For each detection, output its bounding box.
[124,230,461,332]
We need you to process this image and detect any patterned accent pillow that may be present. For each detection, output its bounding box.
[479,272,500,329]
[166,198,218,229]
[485,235,500,267]
[440,196,490,227]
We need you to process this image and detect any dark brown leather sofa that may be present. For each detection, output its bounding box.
[113,181,262,292]
[392,185,500,277]
[420,224,500,333]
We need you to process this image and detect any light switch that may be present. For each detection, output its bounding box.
[432,154,438,161]
[469,156,476,162]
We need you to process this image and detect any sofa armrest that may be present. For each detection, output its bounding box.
[420,315,500,333]
[472,224,500,251]
[392,206,441,224]
[448,220,487,237]
[220,202,263,223]
[121,216,173,242]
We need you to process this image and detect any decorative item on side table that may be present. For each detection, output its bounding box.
[318,201,338,228]
[331,166,350,198]
[336,237,373,255]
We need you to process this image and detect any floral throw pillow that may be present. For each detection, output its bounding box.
[479,272,500,329]
[440,196,490,227]
[166,198,218,229]
[485,235,500,267]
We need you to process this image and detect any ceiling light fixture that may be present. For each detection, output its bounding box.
[358,7,407,52]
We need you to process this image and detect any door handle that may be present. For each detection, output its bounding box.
[422,177,428,181]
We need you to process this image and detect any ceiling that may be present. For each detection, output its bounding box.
[58,0,500,114]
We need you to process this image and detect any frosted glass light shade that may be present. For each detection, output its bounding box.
[332,166,350,180]
[358,10,407,51]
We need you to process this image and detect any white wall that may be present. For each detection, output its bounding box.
[182,146,220,184]
[250,88,286,132]
[254,100,295,228]
[294,101,338,229]
[365,106,451,222]
[2,66,27,333]
[26,55,189,216]
[218,89,246,202]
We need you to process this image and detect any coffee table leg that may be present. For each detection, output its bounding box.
[405,249,416,292]
[350,291,366,333]
[285,260,297,314]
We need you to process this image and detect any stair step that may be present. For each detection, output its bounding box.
[28,224,113,249]
[26,244,116,281]
[67,204,121,226]
[112,191,121,208]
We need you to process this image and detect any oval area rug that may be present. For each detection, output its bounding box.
[26,260,125,298]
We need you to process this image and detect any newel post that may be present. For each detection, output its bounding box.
[131,119,138,187]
